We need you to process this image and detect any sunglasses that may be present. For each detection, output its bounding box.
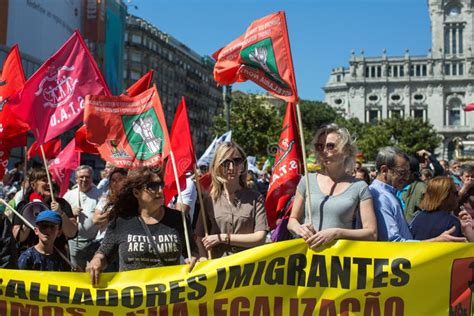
[315,142,337,152]
[222,157,245,168]
[144,181,163,191]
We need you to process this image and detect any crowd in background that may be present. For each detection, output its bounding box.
[1,127,474,286]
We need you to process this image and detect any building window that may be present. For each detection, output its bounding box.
[445,64,451,75]
[377,66,382,77]
[459,63,464,75]
[413,109,424,120]
[393,66,398,77]
[416,65,421,76]
[367,110,379,124]
[422,65,427,76]
[399,66,404,77]
[131,71,140,81]
[449,109,460,125]
[391,110,402,118]
[453,63,457,75]
[371,67,375,78]
[445,27,450,54]
[131,34,141,44]
[410,65,414,76]
[336,75,341,82]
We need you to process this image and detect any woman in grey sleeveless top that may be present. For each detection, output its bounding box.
[287,124,377,248]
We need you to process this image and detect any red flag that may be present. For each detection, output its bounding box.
[265,103,303,229]
[75,125,99,154]
[0,45,29,140]
[9,31,110,145]
[0,133,27,181]
[125,70,154,97]
[163,97,196,205]
[49,139,80,197]
[464,103,474,111]
[75,72,155,156]
[84,86,170,169]
[27,138,61,160]
[213,11,298,102]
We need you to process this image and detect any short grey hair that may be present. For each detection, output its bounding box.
[449,159,460,167]
[460,164,474,176]
[75,165,93,175]
[375,147,409,172]
[312,123,357,174]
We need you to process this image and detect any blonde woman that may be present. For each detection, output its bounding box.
[287,123,377,248]
[195,141,269,258]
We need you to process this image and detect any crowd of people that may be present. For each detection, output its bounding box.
[1,125,474,287]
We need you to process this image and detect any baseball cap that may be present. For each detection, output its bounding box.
[35,210,62,225]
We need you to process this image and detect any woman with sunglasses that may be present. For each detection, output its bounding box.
[86,167,197,286]
[410,176,466,240]
[195,141,269,258]
[287,123,377,249]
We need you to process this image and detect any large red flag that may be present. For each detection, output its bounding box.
[213,11,298,102]
[75,125,99,155]
[125,70,154,97]
[265,102,303,229]
[27,138,61,160]
[84,86,170,169]
[0,45,29,140]
[49,139,80,197]
[163,97,196,205]
[9,31,110,145]
[75,71,155,155]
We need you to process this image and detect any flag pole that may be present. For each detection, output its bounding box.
[193,168,212,259]
[22,145,28,197]
[168,150,193,262]
[295,103,312,226]
[40,144,56,204]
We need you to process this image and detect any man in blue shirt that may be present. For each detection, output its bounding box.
[369,146,465,242]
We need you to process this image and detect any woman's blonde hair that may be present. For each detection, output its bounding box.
[210,141,248,201]
[312,123,357,174]
[419,176,456,211]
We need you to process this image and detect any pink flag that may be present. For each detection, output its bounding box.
[49,139,80,197]
[10,31,110,145]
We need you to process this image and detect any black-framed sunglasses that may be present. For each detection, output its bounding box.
[315,142,337,152]
[144,181,163,191]
[222,157,245,168]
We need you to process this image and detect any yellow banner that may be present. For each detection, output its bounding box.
[1,239,474,315]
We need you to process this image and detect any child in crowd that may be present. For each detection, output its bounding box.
[17,210,70,271]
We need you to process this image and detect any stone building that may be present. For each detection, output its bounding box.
[124,14,223,155]
[324,0,474,159]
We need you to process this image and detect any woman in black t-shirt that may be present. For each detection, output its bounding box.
[86,166,198,286]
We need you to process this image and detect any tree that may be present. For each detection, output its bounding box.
[212,94,282,157]
[338,117,442,161]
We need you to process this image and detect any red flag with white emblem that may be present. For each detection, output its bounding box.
[9,31,110,145]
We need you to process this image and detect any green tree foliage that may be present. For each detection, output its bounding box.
[212,94,282,157]
[337,117,442,161]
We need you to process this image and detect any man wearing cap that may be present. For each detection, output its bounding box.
[17,210,70,271]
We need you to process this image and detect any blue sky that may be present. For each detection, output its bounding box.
[131,0,431,101]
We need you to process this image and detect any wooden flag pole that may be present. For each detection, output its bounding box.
[39,145,56,204]
[295,102,313,226]
[193,168,212,259]
[22,145,28,197]
[168,150,193,263]
[0,198,76,269]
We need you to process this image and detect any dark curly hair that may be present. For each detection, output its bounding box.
[107,166,162,220]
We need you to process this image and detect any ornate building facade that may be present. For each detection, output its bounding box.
[124,14,223,155]
[324,0,474,159]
